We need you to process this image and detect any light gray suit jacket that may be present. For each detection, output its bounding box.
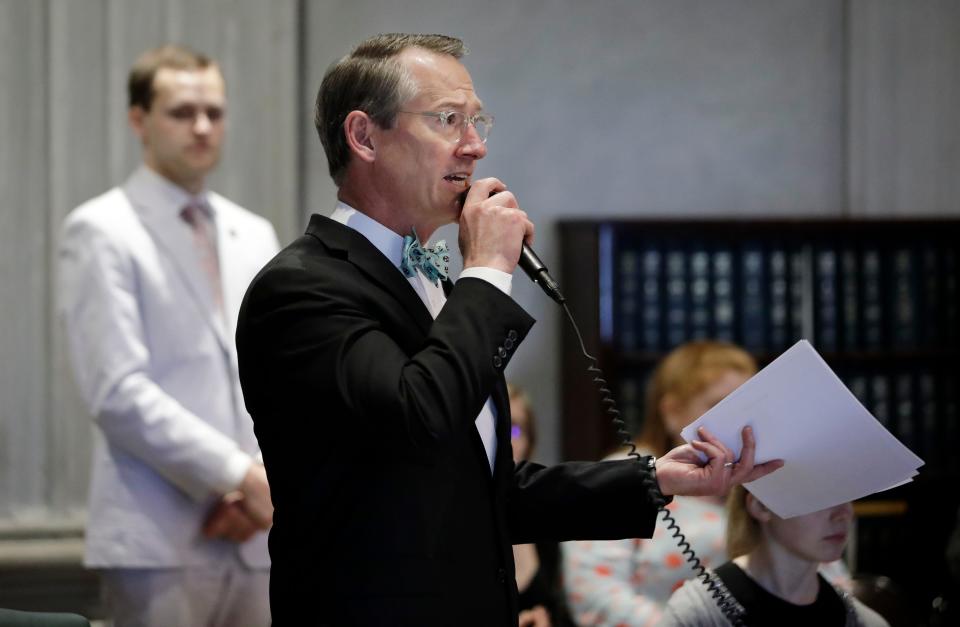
[59,166,279,568]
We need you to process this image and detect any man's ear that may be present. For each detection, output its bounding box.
[745,492,773,524]
[128,106,146,141]
[343,110,377,164]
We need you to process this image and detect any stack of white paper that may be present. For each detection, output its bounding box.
[680,340,924,519]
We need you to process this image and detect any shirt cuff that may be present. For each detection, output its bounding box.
[459,267,513,296]
[220,450,255,494]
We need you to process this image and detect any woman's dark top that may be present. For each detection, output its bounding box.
[716,561,846,626]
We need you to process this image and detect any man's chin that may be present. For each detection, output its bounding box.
[183,157,219,178]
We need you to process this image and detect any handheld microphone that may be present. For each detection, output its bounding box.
[458,188,566,304]
[518,243,565,304]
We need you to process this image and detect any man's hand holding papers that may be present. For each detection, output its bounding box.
[680,340,924,518]
[656,425,785,496]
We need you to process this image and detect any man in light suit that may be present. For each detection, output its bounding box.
[59,45,279,627]
[236,33,780,626]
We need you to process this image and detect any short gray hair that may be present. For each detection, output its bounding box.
[315,33,466,186]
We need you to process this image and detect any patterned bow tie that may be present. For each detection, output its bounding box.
[400,229,450,286]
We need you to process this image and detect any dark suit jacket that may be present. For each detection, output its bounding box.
[236,215,660,626]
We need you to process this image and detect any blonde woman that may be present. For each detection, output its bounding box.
[660,487,887,626]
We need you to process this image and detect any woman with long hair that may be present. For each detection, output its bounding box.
[660,486,886,626]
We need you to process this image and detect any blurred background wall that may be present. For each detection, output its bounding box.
[0,0,957,541]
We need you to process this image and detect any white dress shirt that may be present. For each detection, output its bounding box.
[330,202,511,473]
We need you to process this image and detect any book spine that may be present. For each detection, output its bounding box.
[712,247,736,342]
[617,249,640,352]
[840,248,860,351]
[617,373,644,437]
[944,248,958,348]
[640,247,663,351]
[665,247,688,348]
[890,247,919,348]
[768,247,790,351]
[918,371,938,471]
[846,372,870,408]
[870,373,891,431]
[920,248,940,348]
[689,247,712,340]
[894,372,915,451]
[814,246,839,353]
[790,246,814,341]
[739,243,767,351]
[943,372,959,474]
[861,248,885,350]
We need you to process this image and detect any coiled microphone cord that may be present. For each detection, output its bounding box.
[561,301,746,626]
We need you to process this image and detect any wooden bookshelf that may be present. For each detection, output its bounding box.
[558,218,960,614]
[559,218,959,463]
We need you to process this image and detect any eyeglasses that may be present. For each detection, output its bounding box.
[398,110,494,144]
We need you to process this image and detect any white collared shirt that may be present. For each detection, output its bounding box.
[330,201,509,473]
[136,165,221,258]
[138,164,214,221]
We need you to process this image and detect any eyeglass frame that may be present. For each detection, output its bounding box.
[396,110,494,144]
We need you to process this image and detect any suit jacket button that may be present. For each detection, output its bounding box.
[503,338,514,350]
[498,346,507,358]
[507,329,518,341]
[493,355,503,369]
[497,567,506,584]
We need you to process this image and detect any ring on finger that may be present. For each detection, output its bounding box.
[723,461,735,469]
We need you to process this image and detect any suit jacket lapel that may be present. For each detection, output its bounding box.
[212,202,250,382]
[214,203,245,338]
[124,173,231,353]
[306,214,433,336]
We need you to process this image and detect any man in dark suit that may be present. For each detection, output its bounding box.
[235,33,781,626]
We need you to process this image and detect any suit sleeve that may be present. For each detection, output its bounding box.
[58,213,252,501]
[245,264,535,456]
[506,459,658,544]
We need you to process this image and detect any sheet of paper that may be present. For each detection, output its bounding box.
[680,340,924,518]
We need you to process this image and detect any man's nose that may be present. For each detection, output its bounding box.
[456,124,486,159]
[193,113,213,134]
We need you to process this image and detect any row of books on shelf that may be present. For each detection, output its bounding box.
[840,368,958,473]
[614,367,958,475]
[613,239,958,353]
[854,515,907,575]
